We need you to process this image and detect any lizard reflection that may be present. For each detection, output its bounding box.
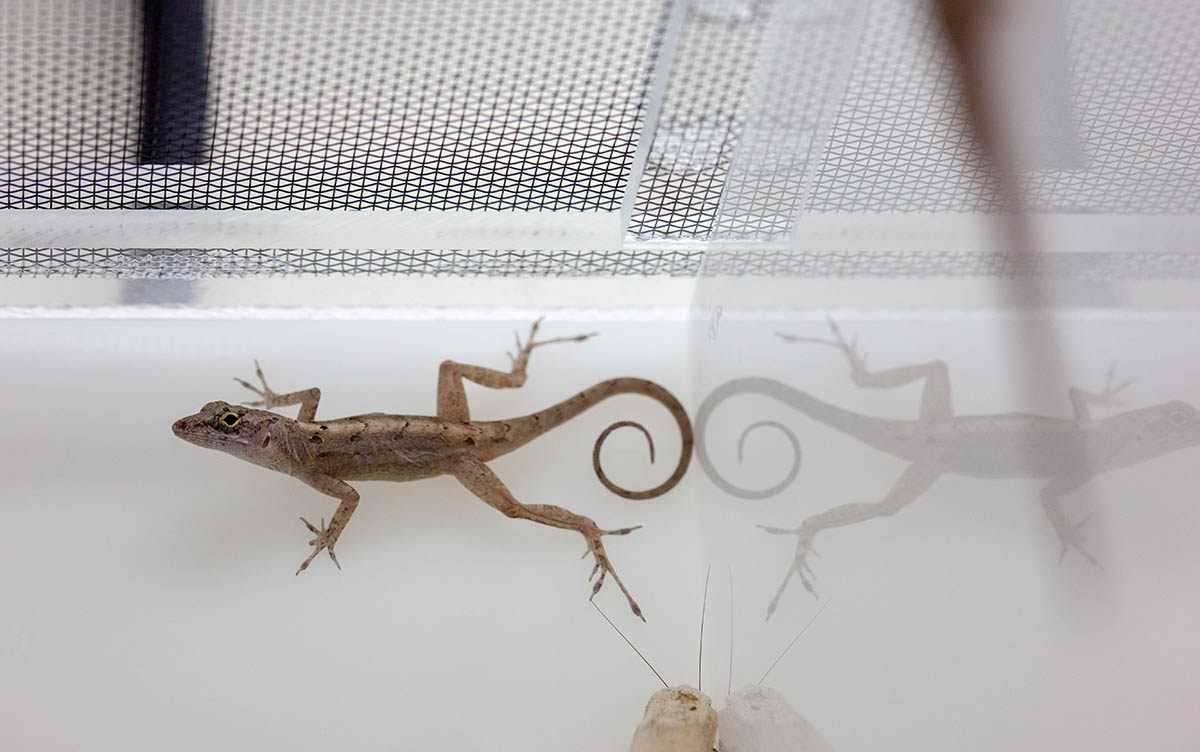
[696,319,1200,616]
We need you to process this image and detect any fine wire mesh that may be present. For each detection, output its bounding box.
[7,247,1200,280]
[0,247,705,278]
[625,0,771,240]
[706,0,867,241]
[699,249,1200,279]
[1,0,1198,278]
[807,0,1200,214]
[802,0,1000,216]
[2,0,666,210]
[629,0,1200,241]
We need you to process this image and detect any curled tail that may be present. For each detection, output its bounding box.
[694,378,806,500]
[496,378,693,500]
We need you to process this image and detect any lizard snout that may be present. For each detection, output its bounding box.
[172,416,197,439]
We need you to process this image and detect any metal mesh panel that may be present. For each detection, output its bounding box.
[1,0,1198,280]
[625,0,770,240]
[629,0,1200,243]
[0,247,703,277]
[7,246,1197,280]
[1,0,666,210]
[701,249,1200,279]
[707,0,866,241]
[807,0,1200,213]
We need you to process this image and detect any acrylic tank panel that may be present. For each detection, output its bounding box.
[2,0,1199,750]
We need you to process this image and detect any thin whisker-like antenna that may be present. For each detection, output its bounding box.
[726,565,734,698]
[591,601,668,689]
[698,565,712,692]
[758,598,831,686]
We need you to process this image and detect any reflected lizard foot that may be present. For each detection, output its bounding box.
[760,524,820,619]
[1056,514,1102,569]
[296,516,341,574]
[777,317,870,383]
[1094,363,1134,409]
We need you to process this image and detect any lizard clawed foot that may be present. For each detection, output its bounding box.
[1056,514,1102,569]
[235,360,286,408]
[1095,362,1134,409]
[506,317,598,370]
[295,516,341,575]
[777,318,869,381]
[760,524,820,619]
[580,523,645,621]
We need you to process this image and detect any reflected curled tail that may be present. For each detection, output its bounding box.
[696,377,870,499]
[695,378,804,499]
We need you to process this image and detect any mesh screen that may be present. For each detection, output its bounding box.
[6,246,1196,280]
[701,249,1200,279]
[809,0,1200,213]
[0,246,703,277]
[706,0,866,241]
[628,0,1200,242]
[625,0,770,240]
[1,0,1197,278]
[2,0,666,210]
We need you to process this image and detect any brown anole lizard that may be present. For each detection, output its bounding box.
[172,319,693,619]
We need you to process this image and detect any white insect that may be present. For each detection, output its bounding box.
[598,573,834,751]
[630,685,719,752]
[719,685,833,752]
[593,598,718,752]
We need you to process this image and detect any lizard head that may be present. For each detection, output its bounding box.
[1118,400,1200,463]
[1154,400,1200,448]
[172,401,282,461]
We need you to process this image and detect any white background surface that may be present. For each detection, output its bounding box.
[0,318,704,751]
[2,313,1199,750]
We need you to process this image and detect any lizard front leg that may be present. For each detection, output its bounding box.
[293,472,360,574]
[448,455,645,620]
[760,462,943,618]
[1039,476,1100,567]
[436,318,595,421]
[236,360,323,423]
[1068,363,1132,424]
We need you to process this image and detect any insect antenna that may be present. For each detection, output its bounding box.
[758,598,831,686]
[726,565,734,698]
[698,565,712,692]
[591,601,668,689]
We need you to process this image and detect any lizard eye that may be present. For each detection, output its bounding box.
[219,411,242,429]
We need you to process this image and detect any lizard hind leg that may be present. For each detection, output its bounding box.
[449,455,647,620]
[759,525,819,620]
[778,318,953,424]
[759,462,943,618]
[436,318,597,421]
